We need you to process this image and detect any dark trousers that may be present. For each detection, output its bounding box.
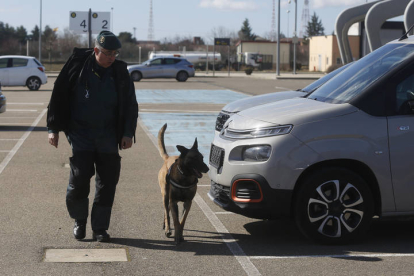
[66,150,121,231]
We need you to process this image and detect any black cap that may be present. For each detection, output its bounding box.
[96,31,121,50]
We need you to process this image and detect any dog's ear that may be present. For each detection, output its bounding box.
[191,138,198,150]
[177,145,189,156]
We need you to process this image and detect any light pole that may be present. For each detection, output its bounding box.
[287,10,290,38]
[133,27,136,40]
[39,0,42,62]
[289,0,298,74]
[277,0,280,76]
[111,7,114,32]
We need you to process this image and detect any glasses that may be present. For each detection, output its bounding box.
[100,50,120,58]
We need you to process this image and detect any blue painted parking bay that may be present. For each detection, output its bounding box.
[136,89,246,104]
[136,89,248,157]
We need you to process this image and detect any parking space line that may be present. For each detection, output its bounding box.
[141,110,219,113]
[194,194,261,276]
[249,253,414,259]
[0,123,39,125]
[6,109,38,112]
[7,103,44,105]
[0,109,47,176]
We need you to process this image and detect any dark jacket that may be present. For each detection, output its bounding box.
[47,48,138,149]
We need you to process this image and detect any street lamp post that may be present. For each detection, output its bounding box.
[289,0,298,74]
[39,0,42,62]
[277,0,280,76]
[287,10,290,38]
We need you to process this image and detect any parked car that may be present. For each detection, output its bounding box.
[0,56,47,91]
[127,57,195,82]
[0,82,5,114]
[208,35,414,244]
[215,62,353,133]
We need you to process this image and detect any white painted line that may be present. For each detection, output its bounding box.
[6,109,38,112]
[141,109,219,113]
[7,103,44,105]
[194,194,261,276]
[43,249,128,263]
[215,212,235,215]
[274,86,291,91]
[0,109,47,175]
[0,116,38,118]
[0,123,37,125]
[249,253,414,260]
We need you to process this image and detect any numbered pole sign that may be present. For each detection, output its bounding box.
[69,11,111,34]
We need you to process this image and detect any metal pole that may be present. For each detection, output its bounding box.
[213,43,215,77]
[228,45,230,77]
[88,9,92,48]
[206,45,209,74]
[111,7,114,32]
[277,0,280,76]
[27,40,29,56]
[139,47,141,63]
[39,0,42,62]
[293,0,297,74]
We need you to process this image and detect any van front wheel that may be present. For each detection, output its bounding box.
[294,167,374,244]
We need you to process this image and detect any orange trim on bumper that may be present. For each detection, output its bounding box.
[231,179,263,203]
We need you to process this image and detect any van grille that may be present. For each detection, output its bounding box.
[209,144,225,170]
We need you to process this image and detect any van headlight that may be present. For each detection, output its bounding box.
[242,145,271,161]
[222,125,293,139]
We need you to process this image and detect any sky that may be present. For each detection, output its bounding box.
[0,0,398,43]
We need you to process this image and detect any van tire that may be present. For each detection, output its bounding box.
[26,77,41,91]
[294,167,374,244]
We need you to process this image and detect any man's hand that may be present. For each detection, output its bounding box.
[121,136,133,149]
[48,133,59,148]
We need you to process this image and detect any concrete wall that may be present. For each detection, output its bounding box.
[309,35,360,72]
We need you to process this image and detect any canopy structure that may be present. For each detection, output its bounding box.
[335,0,414,64]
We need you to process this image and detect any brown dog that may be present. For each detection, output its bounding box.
[157,123,209,244]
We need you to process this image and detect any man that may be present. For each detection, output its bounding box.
[47,31,138,242]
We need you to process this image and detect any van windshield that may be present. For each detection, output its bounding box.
[307,43,414,104]
[301,62,352,93]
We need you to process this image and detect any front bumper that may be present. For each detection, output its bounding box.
[208,174,293,219]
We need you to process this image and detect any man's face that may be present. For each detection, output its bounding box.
[94,47,119,68]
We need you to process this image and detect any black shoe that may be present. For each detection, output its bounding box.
[93,230,110,242]
[73,219,87,240]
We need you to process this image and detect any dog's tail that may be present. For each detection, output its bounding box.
[158,123,169,161]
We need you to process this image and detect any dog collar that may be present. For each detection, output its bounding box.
[166,161,197,189]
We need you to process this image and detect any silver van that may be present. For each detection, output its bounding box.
[209,36,414,244]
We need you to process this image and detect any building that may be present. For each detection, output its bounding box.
[309,35,360,72]
[235,40,291,70]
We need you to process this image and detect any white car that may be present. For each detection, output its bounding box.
[0,56,47,91]
[209,34,414,244]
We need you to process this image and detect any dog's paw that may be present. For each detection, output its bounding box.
[165,231,172,238]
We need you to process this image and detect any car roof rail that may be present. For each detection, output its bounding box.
[399,23,414,41]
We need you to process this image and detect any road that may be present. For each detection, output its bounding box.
[1,74,414,276]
